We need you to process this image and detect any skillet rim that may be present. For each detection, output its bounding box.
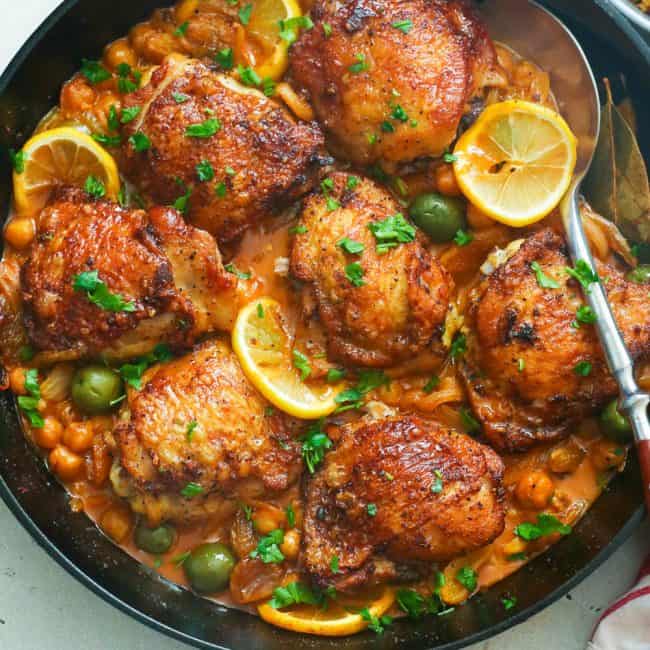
[0,0,647,648]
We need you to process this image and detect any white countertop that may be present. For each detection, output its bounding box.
[0,2,648,649]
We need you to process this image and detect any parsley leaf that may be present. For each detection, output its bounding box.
[262,77,276,97]
[530,261,560,289]
[390,104,408,122]
[129,132,151,152]
[453,229,473,246]
[566,259,600,291]
[381,120,395,133]
[17,369,44,428]
[368,213,415,253]
[334,370,389,412]
[215,181,227,198]
[455,566,477,592]
[337,237,364,254]
[185,118,221,138]
[572,305,597,328]
[330,555,340,573]
[289,224,308,235]
[423,375,440,394]
[515,513,572,541]
[345,261,365,287]
[391,19,413,33]
[250,529,285,563]
[92,133,121,147]
[237,64,262,87]
[186,420,198,442]
[224,263,251,279]
[118,344,173,390]
[107,105,120,131]
[502,595,517,610]
[430,470,444,493]
[360,608,392,634]
[396,588,443,619]
[84,175,105,198]
[346,175,359,190]
[173,187,192,215]
[9,148,25,173]
[120,105,141,124]
[180,482,203,498]
[574,361,592,376]
[72,270,136,312]
[450,332,466,359]
[239,3,253,24]
[196,160,214,182]
[278,15,314,44]
[349,53,368,74]
[80,59,111,84]
[174,21,189,36]
[443,151,457,163]
[285,504,295,528]
[215,47,234,70]
[172,91,190,104]
[268,581,321,609]
[301,420,333,473]
[322,22,332,37]
[459,406,480,434]
[367,503,377,517]
[327,368,346,383]
[292,349,311,381]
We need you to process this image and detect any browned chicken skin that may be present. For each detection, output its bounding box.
[21,186,237,361]
[112,339,301,524]
[290,0,500,167]
[290,172,453,367]
[120,57,325,243]
[463,228,650,452]
[302,416,505,589]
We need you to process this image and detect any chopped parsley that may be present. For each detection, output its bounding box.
[450,332,467,359]
[453,229,473,247]
[180,482,204,498]
[459,406,481,434]
[515,513,572,541]
[185,118,221,138]
[80,58,111,84]
[239,3,253,24]
[72,270,135,312]
[346,175,359,190]
[322,22,332,37]
[381,120,395,133]
[344,261,365,287]
[195,160,214,182]
[215,47,234,70]
[572,305,597,328]
[171,551,191,566]
[224,263,251,280]
[301,420,333,473]
[129,132,151,152]
[173,21,189,36]
[17,369,44,428]
[257,303,264,318]
[565,259,600,291]
[186,420,198,442]
[443,151,457,163]
[237,64,262,87]
[278,15,314,44]
[215,181,227,197]
[348,53,369,74]
[84,175,105,198]
[116,63,140,93]
[502,595,517,610]
[173,186,192,215]
[368,213,415,253]
[334,369,389,412]
[396,589,444,619]
[285,504,295,528]
[360,608,392,634]
[390,104,408,122]
[430,470,444,493]
[172,91,190,103]
[330,555,340,573]
[292,349,311,381]
[9,148,25,173]
[289,224,308,235]
[92,133,121,147]
[18,345,35,362]
[574,361,592,376]
[531,261,560,289]
[423,375,440,394]
[268,581,321,609]
[250,529,285,563]
[262,77,276,97]
[326,368,346,383]
[326,196,340,211]
[518,358,525,372]
[120,105,141,124]
[337,237,364,255]
[367,503,377,517]
[391,19,413,33]
[107,104,120,131]
[118,344,173,389]
[455,566,477,592]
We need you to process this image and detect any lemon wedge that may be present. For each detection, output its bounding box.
[13,127,120,216]
[232,298,343,419]
[452,100,577,227]
[258,585,395,636]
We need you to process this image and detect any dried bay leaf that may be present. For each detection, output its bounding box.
[583,79,650,243]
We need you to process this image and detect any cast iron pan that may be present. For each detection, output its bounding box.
[0,1,648,648]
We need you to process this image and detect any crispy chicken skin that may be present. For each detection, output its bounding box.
[290,0,499,166]
[120,57,325,243]
[463,228,650,452]
[302,416,505,589]
[21,186,237,361]
[291,172,452,367]
[112,339,301,524]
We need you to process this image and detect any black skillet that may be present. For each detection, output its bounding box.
[0,0,648,648]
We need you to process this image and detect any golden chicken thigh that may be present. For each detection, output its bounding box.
[112,339,301,524]
[463,229,650,452]
[302,416,505,589]
[290,0,500,167]
[290,173,452,367]
[21,186,237,361]
[120,57,325,243]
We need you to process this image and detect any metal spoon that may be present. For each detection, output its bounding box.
[481,0,650,511]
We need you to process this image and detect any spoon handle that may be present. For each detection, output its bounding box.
[562,186,650,511]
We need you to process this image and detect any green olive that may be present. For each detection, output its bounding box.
[134,522,176,555]
[183,542,236,593]
[627,265,650,285]
[71,365,124,414]
[599,399,632,441]
[409,192,467,243]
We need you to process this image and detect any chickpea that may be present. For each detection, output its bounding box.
[34,416,63,449]
[280,530,301,560]
[63,421,94,453]
[515,470,555,510]
[4,218,35,250]
[49,445,84,481]
[104,38,137,70]
[466,203,494,231]
[9,367,27,395]
[176,0,199,23]
[502,536,527,557]
[253,505,284,534]
[60,77,97,114]
[439,577,469,606]
[100,504,133,543]
[549,443,585,474]
[592,439,625,472]
[434,164,462,197]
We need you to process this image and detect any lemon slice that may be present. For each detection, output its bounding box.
[246,0,302,80]
[258,585,395,636]
[232,298,343,419]
[452,100,577,227]
[13,127,120,216]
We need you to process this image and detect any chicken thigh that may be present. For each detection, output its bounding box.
[111,339,301,524]
[21,186,237,361]
[120,57,325,243]
[290,172,452,367]
[290,0,501,167]
[463,228,650,452]
[302,415,505,589]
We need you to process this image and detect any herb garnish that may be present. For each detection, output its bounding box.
[565,259,600,291]
[196,160,214,182]
[423,375,440,394]
[396,588,444,619]
[120,105,141,124]
[334,370,389,412]
[173,187,192,215]
[368,213,415,253]
[268,581,321,609]
[348,53,369,74]
[285,504,295,528]
[9,149,25,173]
[459,406,480,434]
[250,529,285,563]
[301,420,333,473]
[185,118,221,138]
[360,608,392,634]
[72,270,135,312]
[502,596,517,610]
[453,229,473,246]
[450,332,466,359]
[330,555,340,573]
[278,15,314,44]
[215,48,234,70]
[337,237,364,254]
[292,349,311,381]
[345,262,365,287]
[172,91,190,104]
[118,344,173,389]
[92,133,121,147]
[515,513,572,541]
[574,361,592,376]
[80,59,111,84]
[84,175,106,198]
[180,482,204,498]
[455,566,477,592]
[238,3,253,24]
[174,21,189,36]
[391,19,413,33]
[572,305,597,328]
[530,261,560,289]
[186,420,198,442]
[327,368,346,383]
[17,369,44,428]
[129,132,152,152]
[224,263,252,279]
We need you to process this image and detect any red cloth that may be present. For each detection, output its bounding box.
[589,555,650,649]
